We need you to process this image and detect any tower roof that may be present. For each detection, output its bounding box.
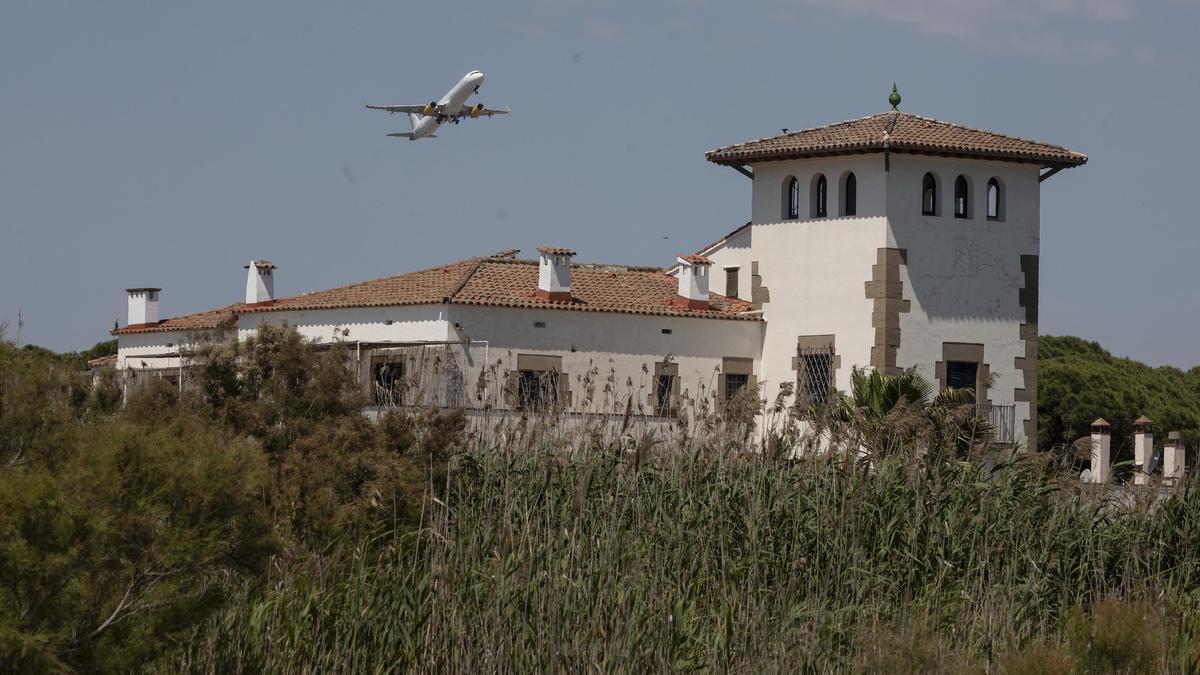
[705,111,1087,169]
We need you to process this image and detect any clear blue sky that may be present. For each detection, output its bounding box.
[2,1,1197,367]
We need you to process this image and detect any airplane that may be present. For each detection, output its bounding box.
[366,70,510,140]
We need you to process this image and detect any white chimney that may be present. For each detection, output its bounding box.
[536,246,575,302]
[674,254,713,309]
[126,288,161,326]
[244,260,276,304]
[1133,415,1153,486]
[1087,418,1111,484]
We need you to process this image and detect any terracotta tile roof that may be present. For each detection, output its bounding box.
[706,111,1087,169]
[113,304,240,335]
[240,258,481,314]
[114,256,759,334]
[453,259,754,319]
[677,254,714,266]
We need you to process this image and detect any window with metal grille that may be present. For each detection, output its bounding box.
[654,374,674,415]
[518,369,559,411]
[724,373,749,400]
[725,267,739,299]
[945,360,978,393]
[798,349,834,406]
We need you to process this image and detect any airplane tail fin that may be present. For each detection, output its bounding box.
[408,112,421,129]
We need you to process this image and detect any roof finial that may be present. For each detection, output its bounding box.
[889,83,901,111]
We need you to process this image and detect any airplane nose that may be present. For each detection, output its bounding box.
[472,72,485,85]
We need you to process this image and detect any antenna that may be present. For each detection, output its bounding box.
[15,305,22,348]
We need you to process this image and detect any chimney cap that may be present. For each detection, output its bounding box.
[1134,415,1153,427]
[1091,417,1110,427]
[245,260,277,270]
[537,246,576,256]
[676,254,714,267]
[125,287,162,293]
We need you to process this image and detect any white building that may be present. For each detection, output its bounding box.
[114,91,1086,447]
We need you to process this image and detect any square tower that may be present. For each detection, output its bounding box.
[699,88,1086,448]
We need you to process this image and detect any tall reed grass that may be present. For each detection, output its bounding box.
[168,438,1200,673]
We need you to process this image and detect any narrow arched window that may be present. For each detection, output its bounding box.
[843,172,857,216]
[786,177,799,220]
[954,175,969,219]
[921,173,937,216]
[813,174,828,218]
[987,178,1003,220]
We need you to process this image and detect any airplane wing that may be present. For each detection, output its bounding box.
[471,106,510,117]
[365,104,429,114]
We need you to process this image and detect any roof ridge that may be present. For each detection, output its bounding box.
[275,257,481,301]
[446,257,488,302]
[891,111,1084,156]
[705,111,891,156]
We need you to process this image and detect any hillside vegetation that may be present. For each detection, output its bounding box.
[1039,335,1200,454]
[2,329,1200,672]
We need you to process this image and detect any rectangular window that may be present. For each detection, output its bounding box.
[371,356,405,406]
[514,354,565,412]
[654,374,674,415]
[945,360,978,392]
[798,349,834,406]
[725,267,740,299]
[724,373,749,400]
[518,369,559,411]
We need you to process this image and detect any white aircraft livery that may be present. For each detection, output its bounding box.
[366,70,509,140]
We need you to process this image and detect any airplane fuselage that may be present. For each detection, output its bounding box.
[410,70,485,139]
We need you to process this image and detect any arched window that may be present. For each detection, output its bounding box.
[785,177,799,220]
[842,172,857,216]
[812,174,828,218]
[954,175,969,219]
[987,178,1003,221]
[921,173,938,216]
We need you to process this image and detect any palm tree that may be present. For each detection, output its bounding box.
[835,367,993,459]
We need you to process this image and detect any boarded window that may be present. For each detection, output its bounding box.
[945,360,978,392]
[725,267,740,299]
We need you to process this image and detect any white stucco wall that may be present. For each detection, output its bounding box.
[886,155,1040,442]
[235,305,453,343]
[448,305,764,413]
[117,330,191,369]
[703,215,888,402]
[750,154,887,225]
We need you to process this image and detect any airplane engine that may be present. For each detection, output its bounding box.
[423,101,438,116]
[469,103,484,118]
